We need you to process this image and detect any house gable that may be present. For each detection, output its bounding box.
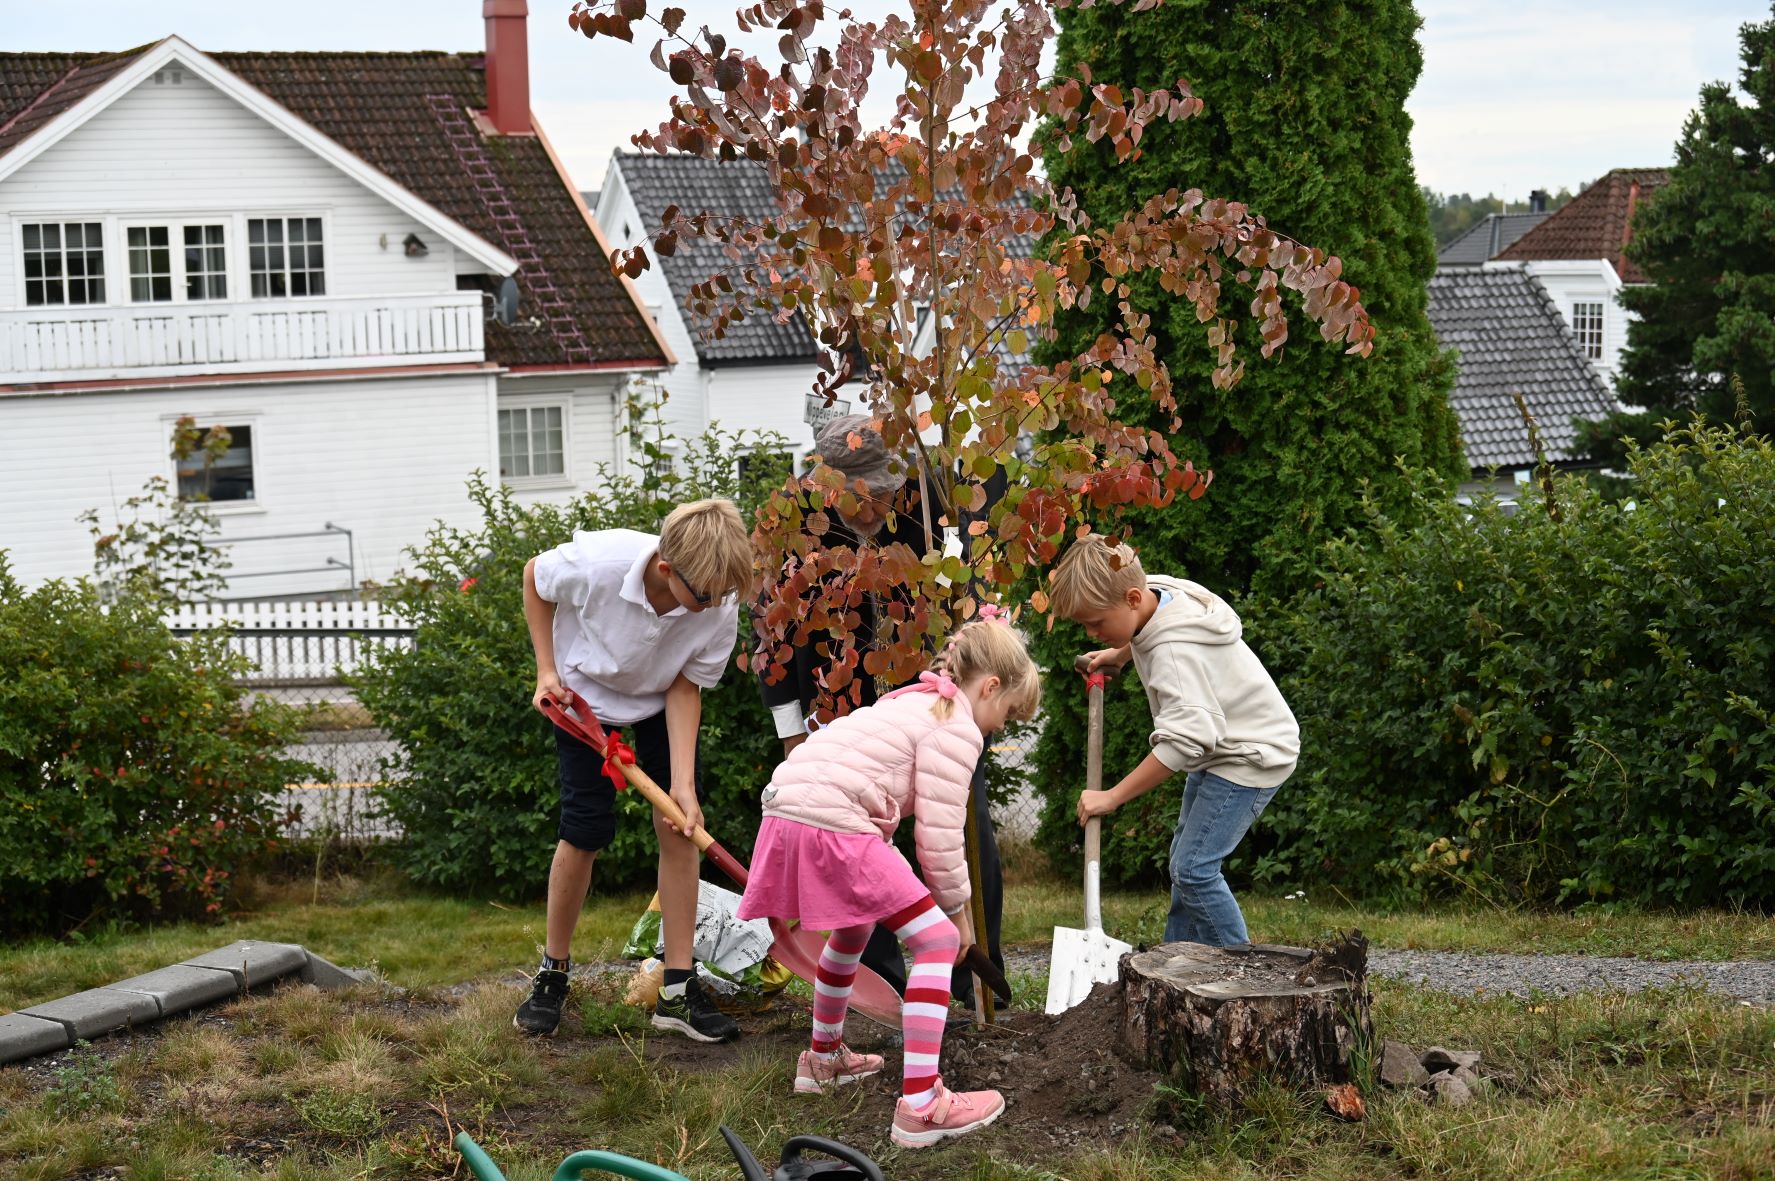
[1497,168,1669,284]
[0,38,517,277]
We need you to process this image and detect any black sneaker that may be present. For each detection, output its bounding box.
[513,968,570,1036]
[651,976,740,1043]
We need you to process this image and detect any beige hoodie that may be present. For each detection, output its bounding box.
[1129,575,1299,789]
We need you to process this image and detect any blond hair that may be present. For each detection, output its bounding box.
[658,498,754,602]
[928,619,1042,722]
[1049,535,1146,618]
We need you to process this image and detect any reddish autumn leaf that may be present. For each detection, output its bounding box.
[586,0,1372,721]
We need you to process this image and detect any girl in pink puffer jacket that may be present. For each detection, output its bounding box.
[737,618,1041,1147]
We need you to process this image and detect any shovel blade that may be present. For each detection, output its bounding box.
[1043,925,1133,1015]
[769,918,903,1028]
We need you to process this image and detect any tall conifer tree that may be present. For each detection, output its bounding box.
[1602,7,1775,454]
[1041,0,1464,597]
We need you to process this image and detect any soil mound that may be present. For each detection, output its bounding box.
[940,981,1163,1153]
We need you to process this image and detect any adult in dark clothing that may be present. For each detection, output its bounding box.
[755,414,1008,1007]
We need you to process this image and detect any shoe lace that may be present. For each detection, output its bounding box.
[533,970,569,999]
[685,980,724,1020]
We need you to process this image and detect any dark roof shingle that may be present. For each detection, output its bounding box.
[1426,267,1617,470]
[1497,169,1669,284]
[1437,212,1549,267]
[614,153,819,365]
[0,46,664,369]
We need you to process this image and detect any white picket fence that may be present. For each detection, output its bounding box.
[165,599,413,684]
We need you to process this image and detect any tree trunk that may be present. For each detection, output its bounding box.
[1118,935,1372,1110]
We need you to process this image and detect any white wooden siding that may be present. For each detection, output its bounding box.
[705,363,822,462]
[0,68,461,312]
[0,370,497,597]
[1519,258,1635,395]
[496,371,623,504]
[594,171,708,447]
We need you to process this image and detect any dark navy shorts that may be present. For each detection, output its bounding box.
[552,710,705,853]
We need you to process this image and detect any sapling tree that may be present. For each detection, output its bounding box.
[572,0,1376,718]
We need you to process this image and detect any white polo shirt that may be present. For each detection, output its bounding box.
[533,528,739,726]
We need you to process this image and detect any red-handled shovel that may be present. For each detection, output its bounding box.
[540,691,904,1027]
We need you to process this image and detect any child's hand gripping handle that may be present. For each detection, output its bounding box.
[539,691,749,886]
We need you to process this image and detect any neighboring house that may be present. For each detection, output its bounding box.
[0,2,669,599]
[1435,209,1549,268]
[595,152,1037,466]
[1426,266,1616,495]
[595,153,822,469]
[1497,168,1669,389]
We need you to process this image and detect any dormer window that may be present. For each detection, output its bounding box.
[248,217,326,298]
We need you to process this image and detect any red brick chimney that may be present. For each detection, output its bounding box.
[483,0,531,134]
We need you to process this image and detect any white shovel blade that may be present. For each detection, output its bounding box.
[1044,925,1134,1015]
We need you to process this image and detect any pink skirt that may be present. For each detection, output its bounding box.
[737,816,932,930]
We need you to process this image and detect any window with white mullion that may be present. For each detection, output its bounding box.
[248,216,326,298]
[183,224,228,301]
[498,405,567,481]
[1572,301,1604,360]
[127,225,174,303]
[22,221,106,306]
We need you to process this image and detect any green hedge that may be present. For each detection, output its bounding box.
[1033,422,1775,908]
[355,424,790,898]
[0,558,306,935]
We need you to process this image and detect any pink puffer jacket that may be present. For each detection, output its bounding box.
[759,678,983,915]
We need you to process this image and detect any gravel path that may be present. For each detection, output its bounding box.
[1368,948,1775,1005]
[1003,947,1775,1005]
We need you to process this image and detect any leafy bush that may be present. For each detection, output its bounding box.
[1033,422,1775,908]
[0,557,307,936]
[355,406,791,896]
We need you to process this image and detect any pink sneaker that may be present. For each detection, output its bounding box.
[794,1045,886,1094]
[890,1081,1005,1147]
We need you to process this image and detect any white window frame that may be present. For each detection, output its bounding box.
[18,218,109,307]
[245,213,329,300]
[163,411,266,515]
[124,223,175,304]
[1571,300,1605,361]
[498,397,573,489]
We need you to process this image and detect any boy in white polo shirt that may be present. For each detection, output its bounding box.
[514,498,755,1041]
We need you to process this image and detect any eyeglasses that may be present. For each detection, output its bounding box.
[675,568,713,607]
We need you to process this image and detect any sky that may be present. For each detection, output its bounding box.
[5,0,1770,202]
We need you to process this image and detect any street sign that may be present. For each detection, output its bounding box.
[803,391,853,433]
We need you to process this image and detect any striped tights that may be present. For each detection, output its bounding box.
[810,895,958,1108]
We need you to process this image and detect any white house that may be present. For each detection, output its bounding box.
[1496,168,1668,392]
[594,153,829,469]
[0,1,670,599]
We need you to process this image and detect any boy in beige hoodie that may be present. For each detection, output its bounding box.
[1050,535,1298,946]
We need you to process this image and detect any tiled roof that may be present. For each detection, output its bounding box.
[1426,266,1616,470]
[613,152,1038,366]
[0,48,154,160]
[1437,212,1549,267]
[614,153,819,365]
[0,47,664,370]
[1497,169,1669,284]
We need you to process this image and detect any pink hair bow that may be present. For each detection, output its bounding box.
[917,670,959,698]
[979,603,1008,623]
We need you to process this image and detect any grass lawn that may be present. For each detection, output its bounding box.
[3,870,1773,1179]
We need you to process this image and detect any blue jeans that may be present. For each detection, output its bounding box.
[1164,770,1281,946]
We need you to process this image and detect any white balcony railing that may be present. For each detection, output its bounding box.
[0,291,486,384]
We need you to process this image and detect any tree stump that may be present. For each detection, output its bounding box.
[1118,933,1372,1110]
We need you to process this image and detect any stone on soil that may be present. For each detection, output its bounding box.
[1380,1039,1430,1087]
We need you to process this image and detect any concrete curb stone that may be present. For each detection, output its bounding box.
[2,940,368,1066]
[109,964,244,1017]
[0,1013,71,1062]
[184,940,309,989]
[20,987,159,1042]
